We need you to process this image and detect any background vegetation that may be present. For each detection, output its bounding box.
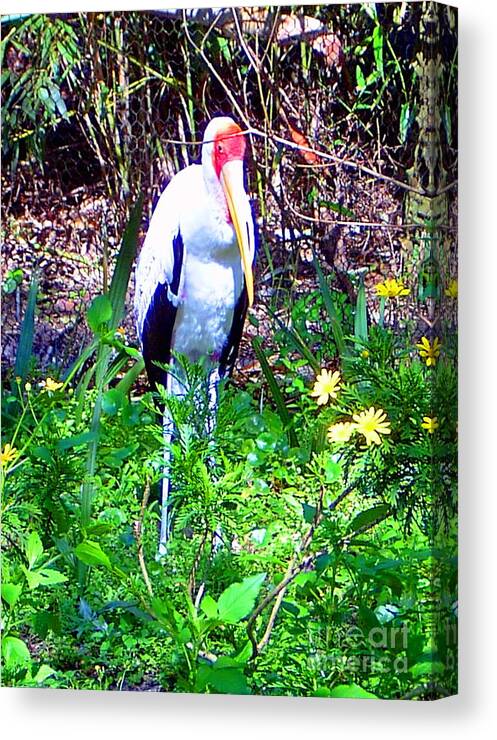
[1,3,457,699]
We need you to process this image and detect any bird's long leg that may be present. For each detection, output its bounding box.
[159,371,174,556]
[206,366,220,436]
[206,367,224,551]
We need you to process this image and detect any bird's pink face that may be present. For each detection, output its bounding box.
[211,122,246,179]
[209,122,253,306]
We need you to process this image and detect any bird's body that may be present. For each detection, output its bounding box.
[134,117,256,551]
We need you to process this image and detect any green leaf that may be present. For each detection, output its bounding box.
[329,683,378,699]
[56,430,98,451]
[372,24,384,77]
[101,387,124,416]
[36,568,68,586]
[1,583,22,607]
[108,196,143,330]
[399,102,411,144]
[87,294,112,333]
[324,458,341,483]
[2,636,31,668]
[253,337,298,447]
[267,308,320,372]
[317,200,356,219]
[410,660,446,678]
[217,573,266,624]
[22,567,43,590]
[200,594,218,620]
[354,276,368,342]
[74,541,112,569]
[33,664,55,684]
[356,64,366,90]
[14,269,39,380]
[25,532,43,568]
[115,358,145,397]
[30,445,53,463]
[348,504,390,533]
[197,664,250,695]
[302,502,317,524]
[314,258,346,357]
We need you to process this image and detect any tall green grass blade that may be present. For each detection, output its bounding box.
[14,269,39,381]
[354,276,368,342]
[64,338,98,386]
[115,358,145,397]
[313,258,346,358]
[80,197,143,558]
[253,337,298,448]
[108,195,143,330]
[267,307,320,372]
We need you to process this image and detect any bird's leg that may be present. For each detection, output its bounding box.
[206,366,220,437]
[206,367,224,551]
[158,372,174,557]
[158,368,188,556]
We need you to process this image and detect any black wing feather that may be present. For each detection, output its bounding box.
[219,286,249,379]
[141,231,184,391]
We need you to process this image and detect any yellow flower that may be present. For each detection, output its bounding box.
[421,416,439,434]
[415,337,441,367]
[25,382,32,392]
[43,377,63,392]
[1,443,18,468]
[327,422,355,444]
[375,278,410,299]
[310,369,342,406]
[352,407,391,447]
[115,326,126,337]
[445,280,458,299]
[361,350,370,359]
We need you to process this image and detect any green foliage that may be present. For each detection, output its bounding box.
[1,15,80,174]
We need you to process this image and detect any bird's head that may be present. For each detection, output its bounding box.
[202,117,254,306]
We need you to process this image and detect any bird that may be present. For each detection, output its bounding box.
[134,116,256,553]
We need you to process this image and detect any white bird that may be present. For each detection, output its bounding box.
[134,116,256,553]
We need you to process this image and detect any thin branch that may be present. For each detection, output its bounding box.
[134,479,153,597]
[188,524,210,599]
[182,10,251,132]
[247,483,357,657]
[155,126,456,200]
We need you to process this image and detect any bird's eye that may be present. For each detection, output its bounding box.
[217,143,224,153]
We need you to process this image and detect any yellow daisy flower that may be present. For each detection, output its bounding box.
[327,422,355,444]
[415,337,441,367]
[352,407,391,447]
[445,280,458,299]
[360,350,370,359]
[375,278,410,299]
[0,443,18,468]
[310,369,341,406]
[421,416,439,434]
[43,377,64,392]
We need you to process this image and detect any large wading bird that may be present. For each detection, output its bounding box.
[134,117,256,553]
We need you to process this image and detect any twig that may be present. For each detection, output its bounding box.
[247,483,356,657]
[188,524,210,599]
[134,479,153,597]
[182,10,251,132]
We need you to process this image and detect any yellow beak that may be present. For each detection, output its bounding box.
[220,161,254,307]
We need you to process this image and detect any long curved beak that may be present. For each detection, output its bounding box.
[220,160,254,306]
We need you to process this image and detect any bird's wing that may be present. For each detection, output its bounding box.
[219,200,258,378]
[219,285,249,378]
[134,182,186,390]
